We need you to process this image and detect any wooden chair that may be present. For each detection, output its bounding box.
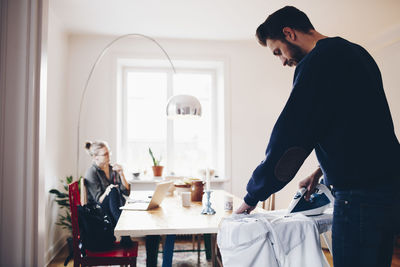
[69,181,138,267]
[262,193,276,211]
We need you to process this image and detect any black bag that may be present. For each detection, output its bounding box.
[77,204,116,251]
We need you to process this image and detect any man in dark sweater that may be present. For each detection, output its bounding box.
[235,6,400,267]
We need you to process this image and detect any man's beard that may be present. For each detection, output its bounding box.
[283,39,307,66]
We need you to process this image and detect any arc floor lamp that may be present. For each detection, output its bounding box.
[76,33,202,178]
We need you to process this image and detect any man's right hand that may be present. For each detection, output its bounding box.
[298,167,323,201]
[235,202,256,214]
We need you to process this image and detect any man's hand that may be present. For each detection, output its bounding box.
[235,202,256,214]
[298,167,323,201]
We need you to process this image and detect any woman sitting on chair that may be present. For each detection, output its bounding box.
[84,140,132,246]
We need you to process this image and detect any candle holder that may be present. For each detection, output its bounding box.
[201,190,216,215]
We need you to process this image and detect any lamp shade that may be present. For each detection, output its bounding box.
[166,94,202,119]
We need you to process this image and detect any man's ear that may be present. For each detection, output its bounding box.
[282,27,296,42]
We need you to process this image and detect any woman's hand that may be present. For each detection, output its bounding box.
[99,184,118,203]
[113,163,130,191]
[112,164,124,174]
[105,184,118,196]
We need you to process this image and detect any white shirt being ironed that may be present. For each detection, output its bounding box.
[217,211,330,267]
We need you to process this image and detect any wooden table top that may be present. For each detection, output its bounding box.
[114,190,266,238]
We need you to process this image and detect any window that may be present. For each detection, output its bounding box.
[118,61,223,178]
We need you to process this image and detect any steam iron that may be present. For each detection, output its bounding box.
[287,183,334,216]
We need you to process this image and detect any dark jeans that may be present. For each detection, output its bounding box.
[100,187,125,227]
[332,186,400,267]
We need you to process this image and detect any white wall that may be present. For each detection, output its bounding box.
[378,41,400,132]
[368,26,400,136]
[45,6,73,264]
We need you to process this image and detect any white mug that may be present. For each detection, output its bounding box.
[224,195,233,211]
[181,191,191,207]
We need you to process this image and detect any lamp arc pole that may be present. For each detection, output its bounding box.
[76,33,176,179]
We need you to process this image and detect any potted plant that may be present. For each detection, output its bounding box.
[149,147,164,177]
[49,175,80,266]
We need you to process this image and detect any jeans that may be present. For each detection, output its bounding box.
[332,186,400,267]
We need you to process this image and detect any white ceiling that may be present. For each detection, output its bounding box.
[51,0,400,43]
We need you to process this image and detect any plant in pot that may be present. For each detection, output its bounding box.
[49,175,81,266]
[149,147,164,177]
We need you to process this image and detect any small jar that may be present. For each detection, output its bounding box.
[191,180,204,201]
[224,194,233,211]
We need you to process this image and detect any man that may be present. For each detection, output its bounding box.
[235,6,400,267]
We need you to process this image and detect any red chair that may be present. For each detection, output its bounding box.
[69,181,138,267]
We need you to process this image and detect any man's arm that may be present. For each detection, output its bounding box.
[235,166,322,214]
[241,56,334,208]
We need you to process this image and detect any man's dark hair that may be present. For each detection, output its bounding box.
[256,6,315,46]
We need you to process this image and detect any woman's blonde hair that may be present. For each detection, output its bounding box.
[84,140,110,157]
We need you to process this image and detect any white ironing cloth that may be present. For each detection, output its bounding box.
[217,209,332,267]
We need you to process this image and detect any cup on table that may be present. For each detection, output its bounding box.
[181,191,191,207]
[224,194,233,211]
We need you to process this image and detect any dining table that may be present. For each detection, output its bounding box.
[114,189,266,266]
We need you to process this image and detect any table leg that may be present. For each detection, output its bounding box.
[321,232,333,255]
[204,234,212,260]
[145,235,160,267]
[211,234,217,267]
[162,235,176,267]
[197,235,201,263]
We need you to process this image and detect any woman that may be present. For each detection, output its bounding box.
[84,140,132,246]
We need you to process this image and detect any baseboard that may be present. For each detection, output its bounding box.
[45,234,69,266]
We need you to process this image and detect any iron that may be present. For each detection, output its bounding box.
[287,183,334,216]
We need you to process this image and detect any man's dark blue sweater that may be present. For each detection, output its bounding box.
[244,37,400,207]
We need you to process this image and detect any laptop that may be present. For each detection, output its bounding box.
[121,181,173,211]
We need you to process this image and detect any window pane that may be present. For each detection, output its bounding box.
[125,71,167,173]
[126,71,167,141]
[127,72,167,98]
[127,98,166,140]
[121,69,218,178]
[172,73,213,176]
[173,73,211,99]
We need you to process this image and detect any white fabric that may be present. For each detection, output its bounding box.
[217,214,278,267]
[217,211,330,267]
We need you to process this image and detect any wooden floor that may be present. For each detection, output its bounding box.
[323,249,333,266]
[48,241,400,267]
